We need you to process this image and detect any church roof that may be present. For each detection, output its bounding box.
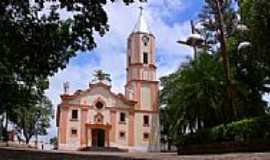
[133,7,150,33]
[60,82,137,106]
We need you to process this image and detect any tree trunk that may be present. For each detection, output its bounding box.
[214,0,237,120]
[3,112,9,142]
[25,137,30,144]
[0,118,3,141]
[23,130,32,145]
[168,138,172,151]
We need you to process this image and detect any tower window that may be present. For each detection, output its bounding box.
[119,131,126,139]
[142,35,149,46]
[128,56,131,65]
[143,133,149,140]
[120,112,126,123]
[144,42,148,46]
[143,52,148,64]
[71,110,78,120]
[71,129,77,136]
[143,115,149,126]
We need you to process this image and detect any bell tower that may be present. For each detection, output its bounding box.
[125,8,160,151]
[125,7,158,112]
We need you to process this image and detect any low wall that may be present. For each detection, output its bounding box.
[0,142,35,148]
[0,148,146,160]
[177,142,270,155]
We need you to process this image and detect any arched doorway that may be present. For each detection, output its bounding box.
[92,129,105,147]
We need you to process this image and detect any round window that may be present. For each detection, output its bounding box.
[96,102,104,110]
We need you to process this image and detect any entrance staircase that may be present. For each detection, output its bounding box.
[80,147,128,152]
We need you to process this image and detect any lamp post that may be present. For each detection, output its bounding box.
[177,20,206,59]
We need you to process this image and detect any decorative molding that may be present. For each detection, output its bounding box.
[127,63,157,69]
[60,82,137,106]
[128,32,156,39]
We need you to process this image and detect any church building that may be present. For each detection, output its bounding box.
[56,8,160,152]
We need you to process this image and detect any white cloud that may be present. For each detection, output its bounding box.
[148,0,185,19]
[44,0,193,141]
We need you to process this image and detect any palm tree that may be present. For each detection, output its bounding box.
[93,70,112,83]
[160,53,227,138]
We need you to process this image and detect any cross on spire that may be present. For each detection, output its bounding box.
[133,6,149,33]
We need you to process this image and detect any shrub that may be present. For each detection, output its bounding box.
[179,115,270,145]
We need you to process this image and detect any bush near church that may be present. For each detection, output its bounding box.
[177,115,270,154]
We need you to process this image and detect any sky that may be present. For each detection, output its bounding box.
[43,0,204,142]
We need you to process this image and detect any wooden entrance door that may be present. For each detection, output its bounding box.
[92,129,105,147]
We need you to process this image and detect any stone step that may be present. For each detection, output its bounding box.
[80,147,128,152]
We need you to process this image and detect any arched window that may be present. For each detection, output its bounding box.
[142,35,149,46]
[95,101,104,110]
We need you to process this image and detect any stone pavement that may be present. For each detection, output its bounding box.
[128,152,270,160]
[0,147,270,160]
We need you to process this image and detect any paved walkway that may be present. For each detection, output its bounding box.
[1,147,270,160]
[127,152,270,160]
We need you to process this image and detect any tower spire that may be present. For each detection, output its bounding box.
[133,6,149,33]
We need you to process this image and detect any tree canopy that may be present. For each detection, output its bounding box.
[160,0,270,146]
[0,0,144,142]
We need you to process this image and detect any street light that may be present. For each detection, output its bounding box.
[238,41,251,51]
[177,33,204,47]
[177,20,209,59]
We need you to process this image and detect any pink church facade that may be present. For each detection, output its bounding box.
[56,9,160,152]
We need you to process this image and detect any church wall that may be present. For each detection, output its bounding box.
[59,108,68,144]
[110,111,117,143]
[130,34,141,64]
[140,85,151,110]
[59,106,82,150]
[133,112,152,151]
[134,113,142,146]
[60,86,134,150]
[113,110,129,147]
[128,112,135,146]
[80,108,88,146]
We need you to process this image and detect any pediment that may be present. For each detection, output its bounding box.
[61,82,136,109]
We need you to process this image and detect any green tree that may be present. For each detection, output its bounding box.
[49,136,58,149]
[238,0,270,92]
[0,0,144,140]
[160,0,269,144]
[0,0,145,83]
[13,96,53,144]
[227,0,269,116]
[198,0,268,118]
[198,0,240,119]
[160,54,227,134]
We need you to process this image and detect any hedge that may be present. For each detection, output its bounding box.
[179,115,270,145]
